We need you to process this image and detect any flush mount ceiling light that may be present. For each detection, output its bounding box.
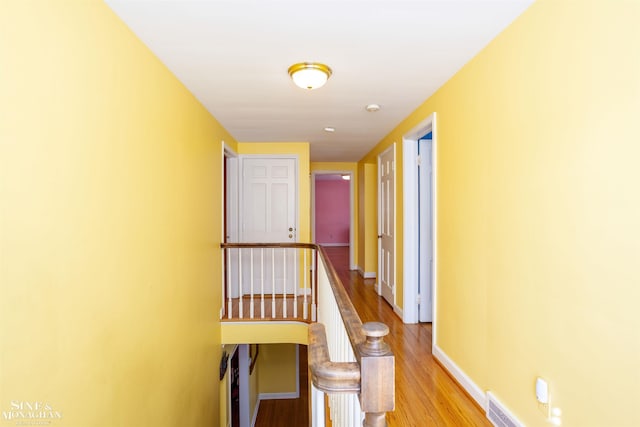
[288,62,332,90]
[324,127,335,132]
[365,103,381,112]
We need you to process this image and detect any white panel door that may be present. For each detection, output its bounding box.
[239,157,297,294]
[241,157,296,242]
[378,145,395,306]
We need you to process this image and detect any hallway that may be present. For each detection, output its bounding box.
[256,246,490,426]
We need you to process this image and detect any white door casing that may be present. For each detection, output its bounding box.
[224,146,239,243]
[238,156,298,295]
[378,145,396,307]
[418,138,433,322]
[223,145,239,318]
[402,113,437,334]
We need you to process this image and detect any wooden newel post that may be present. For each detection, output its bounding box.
[359,322,395,427]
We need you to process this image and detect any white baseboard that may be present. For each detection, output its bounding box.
[318,242,349,247]
[258,391,300,400]
[393,305,403,320]
[356,266,376,279]
[432,345,486,409]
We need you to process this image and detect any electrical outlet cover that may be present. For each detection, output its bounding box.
[536,377,549,404]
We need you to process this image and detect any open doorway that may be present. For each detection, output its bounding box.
[311,171,355,269]
[402,113,437,330]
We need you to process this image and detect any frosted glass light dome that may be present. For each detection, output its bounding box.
[288,62,332,90]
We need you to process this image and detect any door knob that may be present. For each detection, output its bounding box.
[289,234,293,238]
[289,227,294,232]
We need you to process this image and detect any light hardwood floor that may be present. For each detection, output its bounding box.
[254,246,491,426]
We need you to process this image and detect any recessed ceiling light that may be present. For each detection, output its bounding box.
[365,103,381,112]
[324,127,335,132]
[288,62,332,90]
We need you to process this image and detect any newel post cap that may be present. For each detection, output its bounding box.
[360,322,390,356]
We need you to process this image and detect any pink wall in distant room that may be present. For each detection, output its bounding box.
[315,179,350,244]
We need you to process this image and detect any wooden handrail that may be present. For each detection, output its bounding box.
[316,246,367,361]
[308,323,360,393]
[221,242,318,249]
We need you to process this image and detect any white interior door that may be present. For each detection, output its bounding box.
[378,145,395,306]
[241,157,296,242]
[418,138,433,322]
[239,157,297,294]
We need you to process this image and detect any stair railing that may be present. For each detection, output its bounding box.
[220,243,317,321]
[220,243,395,426]
[310,246,394,427]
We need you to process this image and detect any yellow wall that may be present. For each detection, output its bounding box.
[258,344,299,395]
[311,162,359,263]
[310,162,357,172]
[0,2,232,426]
[357,163,378,276]
[237,142,311,244]
[360,1,640,426]
[221,323,308,345]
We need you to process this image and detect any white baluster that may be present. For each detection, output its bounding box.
[260,248,265,319]
[238,248,243,319]
[311,384,325,427]
[226,248,232,319]
[311,249,317,321]
[271,247,276,319]
[303,249,308,320]
[283,247,287,319]
[293,247,298,318]
[250,248,254,319]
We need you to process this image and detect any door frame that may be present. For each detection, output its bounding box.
[223,344,239,427]
[377,144,397,308]
[223,144,239,319]
[402,113,438,334]
[238,344,250,427]
[224,144,239,243]
[310,170,355,269]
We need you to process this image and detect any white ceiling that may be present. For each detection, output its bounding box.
[105,0,533,162]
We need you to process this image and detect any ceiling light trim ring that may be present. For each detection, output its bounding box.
[288,62,332,90]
